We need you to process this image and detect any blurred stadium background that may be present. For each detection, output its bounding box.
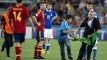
[0,0,107,40]
[0,0,107,25]
[0,0,107,60]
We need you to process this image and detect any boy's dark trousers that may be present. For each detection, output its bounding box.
[58,38,73,60]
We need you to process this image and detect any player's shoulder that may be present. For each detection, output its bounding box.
[37,9,43,14]
[8,6,16,12]
[52,10,56,15]
[62,20,67,25]
[51,10,56,13]
[22,6,27,8]
[44,9,47,13]
[34,9,42,16]
[44,9,47,12]
[11,5,28,10]
[21,6,28,10]
[51,10,55,12]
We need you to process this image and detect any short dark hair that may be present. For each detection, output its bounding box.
[16,0,23,3]
[87,1,94,5]
[40,1,46,4]
[65,15,72,20]
[47,2,52,5]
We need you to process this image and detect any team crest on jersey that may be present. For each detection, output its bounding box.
[35,14,38,16]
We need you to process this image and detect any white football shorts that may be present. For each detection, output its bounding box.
[44,29,53,38]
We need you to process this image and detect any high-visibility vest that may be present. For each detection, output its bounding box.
[2,14,12,34]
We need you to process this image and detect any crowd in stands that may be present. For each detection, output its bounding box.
[1,0,107,26]
[0,0,34,1]
[34,0,107,26]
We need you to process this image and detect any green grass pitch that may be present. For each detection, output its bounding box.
[0,38,107,60]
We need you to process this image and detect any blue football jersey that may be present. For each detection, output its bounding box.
[44,9,56,29]
[87,10,100,20]
[94,12,100,20]
[57,20,71,39]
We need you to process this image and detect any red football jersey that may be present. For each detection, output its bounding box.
[9,5,30,33]
[34,9,45,31]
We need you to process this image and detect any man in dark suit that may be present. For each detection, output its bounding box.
[76,9,101,60]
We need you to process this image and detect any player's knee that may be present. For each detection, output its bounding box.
[37,41,40,44]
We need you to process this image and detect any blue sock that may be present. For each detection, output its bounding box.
[93,49,97,59]
[43,44,45,49]
[46,44,50,51]
[83,52,87,59]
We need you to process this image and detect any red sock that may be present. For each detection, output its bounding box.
[34,45,37,57]
[15,47,21,60]
[37,46,42,57]
[19,47,22,53]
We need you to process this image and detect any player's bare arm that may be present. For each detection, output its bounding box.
[32,16,41,26]
[76,26,81,34]
[71,30,77,32]
[0,26,5,32]
[62,30,76,38]
[0,17,5,32]
[52,13,58,22]
[63,30,73,33]
[68,33,75,38]
[9,19,12,30]
[96,29,100,33]
[27,17,35,31]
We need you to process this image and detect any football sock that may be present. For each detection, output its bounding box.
[83,52,87,59]
[15,47,21,60]
[43,44,45,49]
[34,45,37,57]
[37,46,42,57]
[46,44,50,51]
[93,49,97,59]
